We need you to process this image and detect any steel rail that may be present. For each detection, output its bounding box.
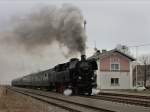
[8,87,114,112]
[81,94,150,107]
[99,92,150,100]
[9,88,81,112]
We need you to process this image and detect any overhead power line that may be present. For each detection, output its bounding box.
[128,43,150,48]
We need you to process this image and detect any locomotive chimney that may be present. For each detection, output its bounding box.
[81,54,86,61]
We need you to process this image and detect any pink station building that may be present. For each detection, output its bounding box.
[89,49,135,89]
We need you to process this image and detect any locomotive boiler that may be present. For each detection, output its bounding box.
[12,55,97,95]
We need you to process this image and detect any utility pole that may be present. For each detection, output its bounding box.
[94,41,97,51]
[83,20,86,55]
[84,20,86,31]
[135,46,138,87]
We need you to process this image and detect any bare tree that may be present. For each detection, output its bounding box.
[139,55,150,88]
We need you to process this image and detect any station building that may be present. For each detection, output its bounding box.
[89,49,135,89]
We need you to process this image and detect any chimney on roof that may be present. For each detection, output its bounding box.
[96,50,100,54]
[102,49,107,54]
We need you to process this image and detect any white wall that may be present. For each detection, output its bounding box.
[98,71,130,89]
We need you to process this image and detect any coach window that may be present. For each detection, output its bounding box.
[45,73,48,79]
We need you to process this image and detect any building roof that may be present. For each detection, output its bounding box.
[88,48,136,61]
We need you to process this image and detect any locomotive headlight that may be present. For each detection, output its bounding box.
[78,76,82,80]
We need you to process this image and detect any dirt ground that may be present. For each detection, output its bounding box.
[0,86,68,112]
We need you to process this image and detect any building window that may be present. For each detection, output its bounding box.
[111,63,120,71]
[111,78,119,86]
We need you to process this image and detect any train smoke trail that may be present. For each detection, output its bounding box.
[8,4,86,57]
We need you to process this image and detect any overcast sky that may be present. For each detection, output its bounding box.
[1,0,150,53]
[1,0,150,84]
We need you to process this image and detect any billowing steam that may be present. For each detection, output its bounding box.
[9,4,86,56]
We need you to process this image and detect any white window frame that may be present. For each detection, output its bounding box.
[110,57,120,72]
[110,63,120,71]
[111,78,119,86]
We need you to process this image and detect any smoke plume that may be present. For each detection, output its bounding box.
[8,4,86,56]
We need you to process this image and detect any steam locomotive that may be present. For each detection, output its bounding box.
[12,55,97,95]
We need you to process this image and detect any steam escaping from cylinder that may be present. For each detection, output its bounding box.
[4,4,86,57]
[63,89,73,96]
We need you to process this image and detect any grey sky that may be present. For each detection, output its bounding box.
[1,1,150,51]
[1,0,150,84]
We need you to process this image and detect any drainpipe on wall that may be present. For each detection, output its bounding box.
[144,64,147,88]
[130,62,135,89]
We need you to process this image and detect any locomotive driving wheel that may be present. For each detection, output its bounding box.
[87,89,92,96]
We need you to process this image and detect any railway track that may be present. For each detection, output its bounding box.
[99,92,150,100]
[82,92,150,107]
[8,87,114,112]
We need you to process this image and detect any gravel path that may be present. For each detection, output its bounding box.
[0,86,68,112]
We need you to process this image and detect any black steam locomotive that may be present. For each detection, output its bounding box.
[12,55,97,95]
